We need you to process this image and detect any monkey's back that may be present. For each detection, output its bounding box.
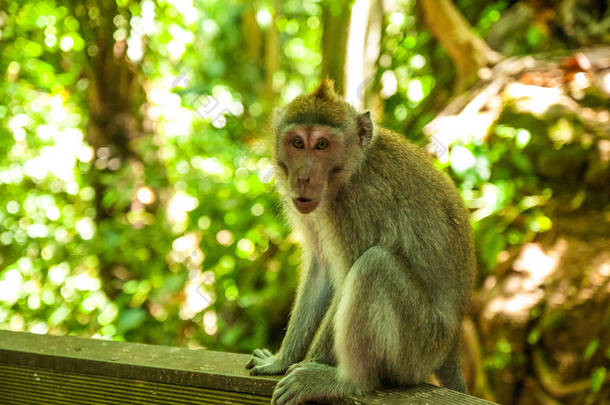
[329,129,476,318]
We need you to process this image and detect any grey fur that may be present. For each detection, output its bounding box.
[246,92,476,405]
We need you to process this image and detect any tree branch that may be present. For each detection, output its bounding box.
[420,0,503,92]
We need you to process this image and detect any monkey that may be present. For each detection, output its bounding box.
[245,79,476,405]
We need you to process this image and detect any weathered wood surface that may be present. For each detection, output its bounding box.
[0,330,496,404]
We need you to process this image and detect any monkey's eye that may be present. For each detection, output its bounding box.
[292,138,305,149]
[315,139,329,150]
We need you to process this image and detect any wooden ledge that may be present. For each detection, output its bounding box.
[0,330,495,404]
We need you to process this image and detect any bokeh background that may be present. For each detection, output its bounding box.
[0,0,609,403]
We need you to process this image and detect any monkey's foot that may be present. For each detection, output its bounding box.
[246,348,289,375]
[272,361,353,405]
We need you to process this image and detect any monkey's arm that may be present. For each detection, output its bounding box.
[247,259,332,375]
[303,296,337,365]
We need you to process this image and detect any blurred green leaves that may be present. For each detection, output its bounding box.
[1,2,608,381]
[0,0,302,352]
[591,367,607,394]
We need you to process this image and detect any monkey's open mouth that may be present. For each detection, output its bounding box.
[292,197,319,214]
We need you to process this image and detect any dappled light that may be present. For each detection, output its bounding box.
[0,0,609,403]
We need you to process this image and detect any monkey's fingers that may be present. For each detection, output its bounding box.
[245,357,255,369]
[246,348,270,369]
[249,364,272,375]
[250,362,286,376]
[253,348,270,359]
[249,366,262,376]
[246,358,262,369]
[271,375,298,405]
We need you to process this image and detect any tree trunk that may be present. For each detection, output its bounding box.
[363,0,384,115]
[344,0,384,111]
[264,4,280,100]
[345,0,372,109]
[72,0,149,297]
[242,7,263,63]
[321,1,353,95]
[419,0,502,92]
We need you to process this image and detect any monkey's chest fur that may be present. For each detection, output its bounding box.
[297,158,473,316]
[288,131,474,323]
[297,192,425,291]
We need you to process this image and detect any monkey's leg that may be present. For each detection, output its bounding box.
[273,246,425,405]
[272,301,339,404]
[434,339,467,393]
[333,246,415,390]
[247,258,332,375]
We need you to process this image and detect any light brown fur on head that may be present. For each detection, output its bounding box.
[279,79,357,130]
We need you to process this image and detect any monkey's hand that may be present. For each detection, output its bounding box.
[272,361,335,405]
[246,349,290,375]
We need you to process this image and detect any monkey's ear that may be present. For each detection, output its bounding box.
[357,111,373,148]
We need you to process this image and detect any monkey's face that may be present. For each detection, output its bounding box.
[277,124,345,214]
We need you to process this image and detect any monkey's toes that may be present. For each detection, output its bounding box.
[272,374,304,405]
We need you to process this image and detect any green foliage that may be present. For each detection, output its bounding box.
[0,0,307,352]
[371,0,452,143]
[0,4,608,390]
[445,102,602,274]
[591,367,607,394]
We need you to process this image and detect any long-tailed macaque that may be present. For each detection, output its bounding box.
[246,79,476,405]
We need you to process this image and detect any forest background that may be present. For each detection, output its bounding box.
[0,0,609,403]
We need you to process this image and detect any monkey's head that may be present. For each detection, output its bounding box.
[273,79,373,214]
